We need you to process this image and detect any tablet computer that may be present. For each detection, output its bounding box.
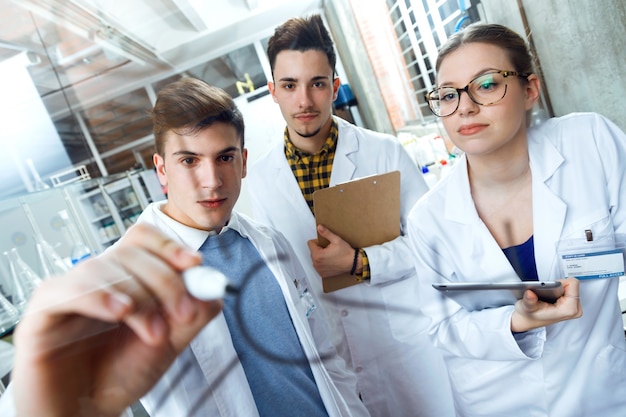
[431,281,564,311]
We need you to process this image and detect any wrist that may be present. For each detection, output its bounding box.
[510,309,542,333]
[510,310,529,333]
[349,248,359,276]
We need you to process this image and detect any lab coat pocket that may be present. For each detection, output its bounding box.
[585,343,626,414]
[561,209,612,240]
[448,358,531,415]
[380,275,430,342]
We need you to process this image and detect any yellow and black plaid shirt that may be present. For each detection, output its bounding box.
[284,119,370,280]
[284,121,337,213]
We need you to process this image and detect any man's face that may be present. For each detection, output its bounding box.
[269,49,340,152]
[153,122,247,232]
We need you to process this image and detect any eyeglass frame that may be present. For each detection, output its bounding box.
[424,70,531,117]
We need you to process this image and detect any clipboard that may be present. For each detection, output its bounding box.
[313,171,401,292]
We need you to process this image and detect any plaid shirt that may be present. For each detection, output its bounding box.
[284,119,370,280]
[284,120,338,214]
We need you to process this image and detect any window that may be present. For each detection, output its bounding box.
[385,0,474,120]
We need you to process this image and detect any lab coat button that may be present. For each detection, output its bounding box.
[355,366,363,373]
[341,310,349,317]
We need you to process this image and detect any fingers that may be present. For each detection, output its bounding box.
[555,277,583,319]
[17,223,221,352]
[558,277,581,299]
[118,223,202,271]
[307,234,356,278]
[104,242,223,352]
[17,256,160,350]
[106,244,197,325]
[11,223,222,417]
[317,224,338,242]
[102,223,210,343]
[511,278,582,332]
[15,262,133,359]
[103,223,223,351]
[518,288,539,310]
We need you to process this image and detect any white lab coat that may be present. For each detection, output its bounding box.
[408,112,626,417]
[0,203,370,417]
[132,203,371,417]
[247,117,455,417]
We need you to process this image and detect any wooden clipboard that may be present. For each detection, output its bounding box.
[313,171,401,292]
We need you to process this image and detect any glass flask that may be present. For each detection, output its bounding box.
[4,248,43,311]
[59,210,92,265]
[0,290,19,335]
[35,237,70,278]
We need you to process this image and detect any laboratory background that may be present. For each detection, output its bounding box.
[0,0,625,411]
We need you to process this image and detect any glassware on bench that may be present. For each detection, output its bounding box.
[4,248,43,312]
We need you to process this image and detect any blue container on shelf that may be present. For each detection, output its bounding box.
[334,84,357,109]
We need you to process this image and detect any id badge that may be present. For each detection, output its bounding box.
[293,277,317,318]
[556,232,626,280]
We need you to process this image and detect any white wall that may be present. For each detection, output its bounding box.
[0,53,73,198]
[481,0,626,132]
[233,88,286,217]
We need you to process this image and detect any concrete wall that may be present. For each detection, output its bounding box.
[481,0,626,131]
[325,0,396,134]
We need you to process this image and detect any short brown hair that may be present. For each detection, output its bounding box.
[266,14,336,79]
[151,78,245,156]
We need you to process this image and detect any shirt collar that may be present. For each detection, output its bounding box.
[284,117,338,158]
[152,201,244,251]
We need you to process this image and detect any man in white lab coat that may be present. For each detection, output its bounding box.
[246,15,455,417]
[137,78,370,417]
[0,77,370,417]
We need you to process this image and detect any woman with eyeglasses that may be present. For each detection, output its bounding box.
[407,23,626,416]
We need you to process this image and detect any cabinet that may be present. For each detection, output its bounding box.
[0,170,165,280]
[0,169,165,337]
[69,170,165,253]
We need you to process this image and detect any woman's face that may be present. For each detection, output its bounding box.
[436,42,540,158]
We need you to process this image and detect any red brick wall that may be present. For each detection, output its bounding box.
[346,0,419,133]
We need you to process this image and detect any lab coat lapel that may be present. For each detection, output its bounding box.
[528,130,567,279]
[268,145,315,221]
[444,157,516,280]
[329,118,357,185]
[444,155,474,226]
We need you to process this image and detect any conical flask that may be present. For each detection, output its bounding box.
[4,248,43,311]
[35,236,70,278]
[59,210,92,265]
[0,290,19,334]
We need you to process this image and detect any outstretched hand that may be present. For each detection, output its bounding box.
[11,223,222,417]
[511,277,582,333]
[307,224,360,278]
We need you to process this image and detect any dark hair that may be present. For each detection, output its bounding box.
[266,14,336,78]
[151,78,245,156]
[435,23,535,76]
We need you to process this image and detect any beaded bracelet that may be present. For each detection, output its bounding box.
[350,247,359,276]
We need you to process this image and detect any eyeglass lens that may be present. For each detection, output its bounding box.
[428,71,509,117]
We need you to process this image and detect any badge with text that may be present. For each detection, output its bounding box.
[561,249,624,279]
[557,233,625,280]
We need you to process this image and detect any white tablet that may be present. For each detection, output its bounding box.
[431,281,564,311]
